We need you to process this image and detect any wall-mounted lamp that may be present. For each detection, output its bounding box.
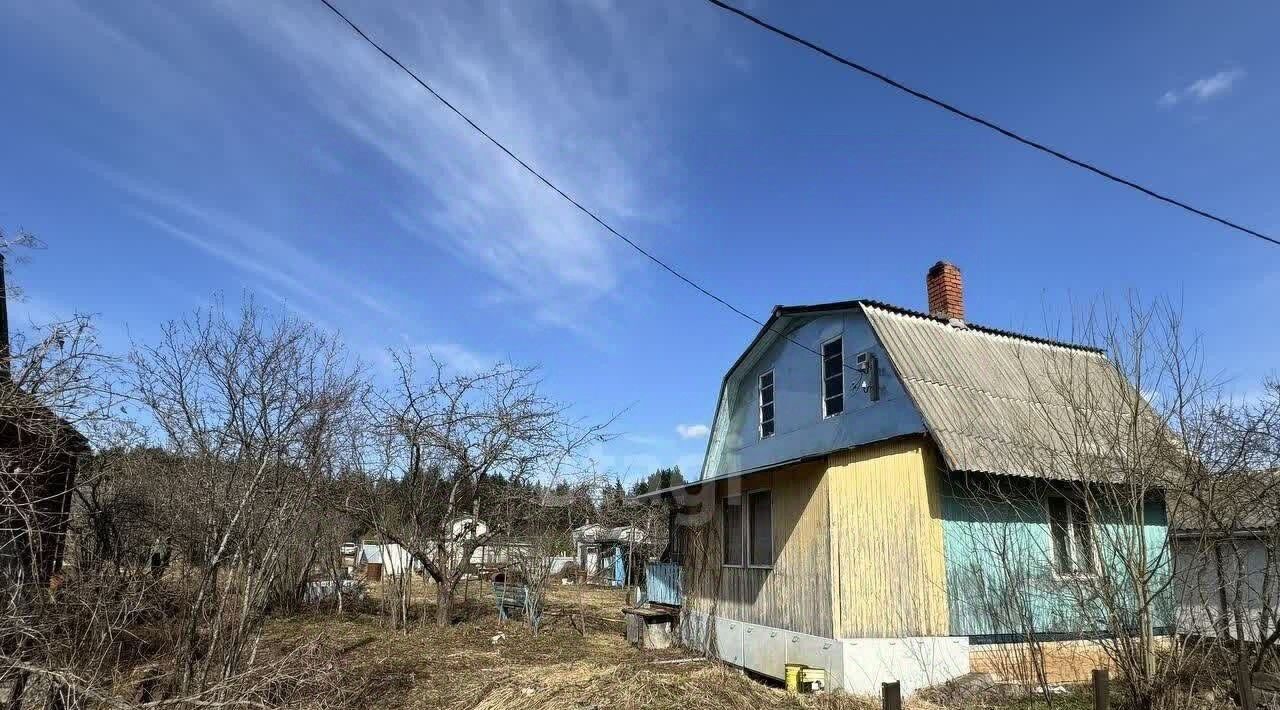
[855,351,879,402]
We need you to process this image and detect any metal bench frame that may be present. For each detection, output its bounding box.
[493,582,538,623]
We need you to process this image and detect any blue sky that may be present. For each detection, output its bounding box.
[1,0,1277,484]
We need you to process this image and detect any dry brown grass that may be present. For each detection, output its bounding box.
[258,581,912,709]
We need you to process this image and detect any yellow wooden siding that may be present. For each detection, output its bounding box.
[827,437,950,637]
[682,459,833,638]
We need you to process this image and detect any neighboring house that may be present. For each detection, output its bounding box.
[573,523,648,586]
[635,261,1171,694]
[1170,471,1280,641]
[356,542,420,580]
[441,516,535,571]
[352,518,536,581]
[0,256,89,586]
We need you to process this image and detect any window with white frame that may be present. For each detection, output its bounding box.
[759,370,775,439]
[1048,497,1097,576]
[722,490,774,568]
[822,337,844,417]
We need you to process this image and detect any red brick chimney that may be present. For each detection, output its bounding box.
[926,261,964,322]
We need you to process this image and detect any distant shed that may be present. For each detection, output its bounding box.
[0,254,90,585]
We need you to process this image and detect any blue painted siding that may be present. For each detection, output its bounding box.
[940,474,1173,639]
[704,311,926,479]
[646,562,682,606]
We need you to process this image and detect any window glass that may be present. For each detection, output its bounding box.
[723,497,743,566]
[748,490,773,566]
[759,371,775,439]
[1049,497,1071,574]
[823,338,844,416]
[1049,497,1096,575]
[825,395,843,417]
[1072,503,1096,574]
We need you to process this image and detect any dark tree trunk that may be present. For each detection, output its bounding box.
[435,578,453,627]
[6,671,27,710]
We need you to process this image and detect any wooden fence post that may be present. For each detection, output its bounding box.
[882,681,901,710]
[1092,668,1109,710]
[1238,665,1256,710]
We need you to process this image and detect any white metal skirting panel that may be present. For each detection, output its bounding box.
[743,623,787,679]
[679,612,968,695]
[785,629,842,687]
[841,636,969,695]
[715,617,744,666]
[681,612,842,684]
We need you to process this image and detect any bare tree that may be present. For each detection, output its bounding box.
[339,350,609,628]
[1167,378,1280,707]
[128,298,363,698]
[0,310,123,710]
[956,298,1280,708]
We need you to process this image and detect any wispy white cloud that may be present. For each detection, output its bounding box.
[1158,68,1245,108]
[5,1,741,342]
[422,342,493,374]
[99,166,402,325]
[622,433,666,447]
[676,423,710,439]
[370,340,495,376]
[210,1,726,332]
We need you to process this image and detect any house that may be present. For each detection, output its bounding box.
[1170,470,1280,641]
[352,518,536,582]
[444,516,533,570]
[635,261,1171,694]
[0,254,89,586]
[573,523,648,586]
[355,542,420,580]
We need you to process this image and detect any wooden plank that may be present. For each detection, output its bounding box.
[622,606,674,619]
[827,437,949,638]
[681,459,834,638]
[1252,673,1280,692]
[882,681,902,710]
[1092,668,1109,710]
[1239,665,1256,710]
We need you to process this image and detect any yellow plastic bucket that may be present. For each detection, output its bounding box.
[784,663,805,693]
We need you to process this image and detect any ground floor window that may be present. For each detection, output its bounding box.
[747,490,773,567]
[723,496,743,566]
[723,490,773,568]
[1049,496,1096,576]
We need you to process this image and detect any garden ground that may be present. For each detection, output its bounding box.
[260,582,1102,710]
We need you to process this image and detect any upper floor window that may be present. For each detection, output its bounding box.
[1049,497,1097,576]
[822,337,844,417]
[759,370,775,439]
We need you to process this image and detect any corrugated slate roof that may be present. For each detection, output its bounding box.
[861,302,1155,481]
[1168,469,1280,533]
[689,296,1165,486]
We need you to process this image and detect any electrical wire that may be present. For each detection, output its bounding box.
[314,0,1102,399]
[315,0,850,372]
[704,0,1279,249]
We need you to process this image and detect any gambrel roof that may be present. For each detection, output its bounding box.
[683,299,1160,491]
[861,301,1156,482]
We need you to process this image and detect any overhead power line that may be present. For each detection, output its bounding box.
[705,0,1280,249]
[316,0,767,330]
[317,0,900,401]
[316,0,838,361]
